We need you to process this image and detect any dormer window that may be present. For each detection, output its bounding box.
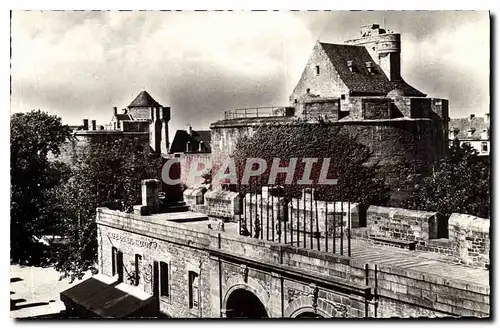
[366,61,374,74]
[347,60,353,72]
[467,128,476,138]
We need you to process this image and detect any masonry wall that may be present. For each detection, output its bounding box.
[289,42,349,103]
[448,213,490,268]
[204,190,241,220]
[96,207,490,319]
[96,208,213,318]
[367,206,438,249]
[363,206,490,269]
[176,153,212,187]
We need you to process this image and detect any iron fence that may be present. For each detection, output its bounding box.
[238,186,352,257]
[224,107,295,120]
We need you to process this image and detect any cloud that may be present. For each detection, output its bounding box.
[11,10,489,139]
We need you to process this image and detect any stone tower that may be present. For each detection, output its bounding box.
[345,24,401,81]
[127,90,171,154]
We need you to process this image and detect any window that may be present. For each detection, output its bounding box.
[111,247,117,276]
[160,261,169,297]
[135,254,142,286]
[482,142,488,153]
[315,65,320,75]
[188,271,199,309]
[341,94,346,100]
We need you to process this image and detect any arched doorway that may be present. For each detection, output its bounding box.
[296,311,324,318]
[225,289,268,318]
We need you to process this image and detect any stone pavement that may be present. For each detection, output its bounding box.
[184,219,489,288]
[10,264,92,319]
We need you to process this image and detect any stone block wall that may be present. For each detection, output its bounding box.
[183,187,208,208]
[367,206,438,248]
[96,207,489,318]
[176,153,212,187]
[357,262,490,318]
[301,98,340,121]
[363,206,490,269]
[204,190,241,220]
[448,214,490,268]
[96,208,213,318]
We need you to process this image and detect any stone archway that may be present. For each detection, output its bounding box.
[225,288,268,318]
[223,275,270,318]
[296,311,324,318]
[284,296,342,318]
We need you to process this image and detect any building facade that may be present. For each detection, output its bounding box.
[61,179,490,319]
[449,114,490,157]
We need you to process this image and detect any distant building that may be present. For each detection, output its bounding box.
[56,90,171,164]
[211,24,449,196]
[170,126,211,154]
[449,113,490,156]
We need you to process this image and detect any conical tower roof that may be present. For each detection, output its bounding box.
[128,90,161,108]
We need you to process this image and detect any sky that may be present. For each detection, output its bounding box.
[10,11,490,138]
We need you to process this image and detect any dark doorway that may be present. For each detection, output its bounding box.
[296,311,324,318]
[225,289,268,319]
[117,251,124,282]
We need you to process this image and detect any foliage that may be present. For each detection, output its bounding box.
[10,110,73,265]
[231,122,390,206]
[48,138,162,281]
[402,139,490,218]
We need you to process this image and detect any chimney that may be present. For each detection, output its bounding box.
[347,60,353,72]
[186,141,190,153]
[91,120,97,131]
[199,141,204,152]
[188,125,193,136]
[83,119,89,130]
[140,179,160,215]
[113,106,118,115]
[470,114,475,120]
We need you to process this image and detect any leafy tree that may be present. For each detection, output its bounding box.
[48,138,162,281]
[402,139,490,218]
[10,110,72,265]
[230,122,390,206]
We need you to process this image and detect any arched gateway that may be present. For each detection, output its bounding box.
[225,289,268,318]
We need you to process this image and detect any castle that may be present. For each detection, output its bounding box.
[209,24,448,192]
[58,25,489,319]
[58,90,171,164]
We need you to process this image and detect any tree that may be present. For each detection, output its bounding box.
[402,139,490,218]
[231,122,390,206]
[10,110,72,265]
[48,138,162,281]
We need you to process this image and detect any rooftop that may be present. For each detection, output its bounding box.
[128,90,161,108]
[319,42,425,97]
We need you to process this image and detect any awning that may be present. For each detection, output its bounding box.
[60,275,157,318]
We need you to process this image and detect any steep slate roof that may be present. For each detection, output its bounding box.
[449,116,490,140]
[114,114,132,121]
[128,90,161,108]
[170,129,212,153]
[319,42,426,97]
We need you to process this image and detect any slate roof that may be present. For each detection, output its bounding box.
[128,90,161,108]
[449,116,490,140]
[114,114,132,121]
[170,129,212,153]
[319,42,426,97]
[60,277,154,318]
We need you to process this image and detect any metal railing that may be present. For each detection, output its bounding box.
[238,186,352,257]
[224,107,295,120]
